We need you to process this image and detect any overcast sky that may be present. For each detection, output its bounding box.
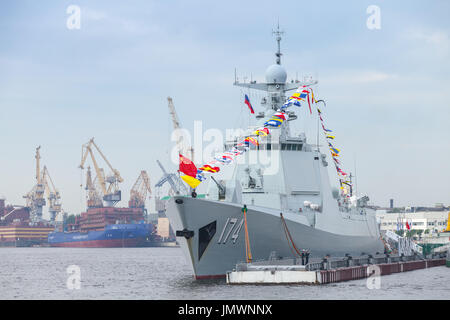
[1,0,449,217]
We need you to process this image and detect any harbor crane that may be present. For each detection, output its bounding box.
[79,138,123,207]
[23,146,46,223]
[129,170,152,208]
[167,97,194,160]
[163,97,194,193]
[23,146,63,223]
[154,160,188,215]
[84,166,103,208]
[41,166,62,221]
[153,97,193,205]
[155,160,188,196]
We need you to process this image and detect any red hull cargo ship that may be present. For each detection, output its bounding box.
[48,206,160,248]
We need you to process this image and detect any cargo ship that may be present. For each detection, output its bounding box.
[48,223,153,247]
[48,206,162,248]
[0,198,54,247]
[46,139,177,248]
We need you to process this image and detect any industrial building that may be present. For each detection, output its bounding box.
[376,209,449,234]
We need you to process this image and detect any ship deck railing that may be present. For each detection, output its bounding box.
[234,252,447,272]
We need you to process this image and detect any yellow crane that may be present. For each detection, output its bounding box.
[80,138,123,207]
[41,166,62,221]
[84,166,103,208]
[129,170,152,208]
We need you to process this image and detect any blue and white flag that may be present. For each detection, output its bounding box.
[195,170,206,181]
[282,99,301,109]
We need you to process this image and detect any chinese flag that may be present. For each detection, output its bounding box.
[179,154,197,178]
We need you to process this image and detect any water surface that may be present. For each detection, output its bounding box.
[0,247,448,300]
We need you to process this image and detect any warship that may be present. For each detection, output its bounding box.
[166,28,385,279]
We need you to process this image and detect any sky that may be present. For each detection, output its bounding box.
[0,0,449,218]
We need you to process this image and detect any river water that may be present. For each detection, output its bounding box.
[0,247,448,300]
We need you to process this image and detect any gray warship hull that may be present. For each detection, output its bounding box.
[167,196,384,279]
[163,29,385,279]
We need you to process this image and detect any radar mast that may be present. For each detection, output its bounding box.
[273,23,284,65]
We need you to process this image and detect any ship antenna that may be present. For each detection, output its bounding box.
[272,22,284,65]
[354,155,358,197]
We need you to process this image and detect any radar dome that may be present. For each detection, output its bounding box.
[265,64,287,84]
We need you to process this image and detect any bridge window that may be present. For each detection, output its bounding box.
[280,143,303,151]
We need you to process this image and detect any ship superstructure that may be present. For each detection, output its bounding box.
[166,28,384,279]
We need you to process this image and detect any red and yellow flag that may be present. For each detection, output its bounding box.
[179,154,197,178]
[199,165,220,173]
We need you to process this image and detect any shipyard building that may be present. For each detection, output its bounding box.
[376,208,449,234]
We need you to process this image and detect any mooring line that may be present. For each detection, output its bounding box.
[280,213,303,257]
